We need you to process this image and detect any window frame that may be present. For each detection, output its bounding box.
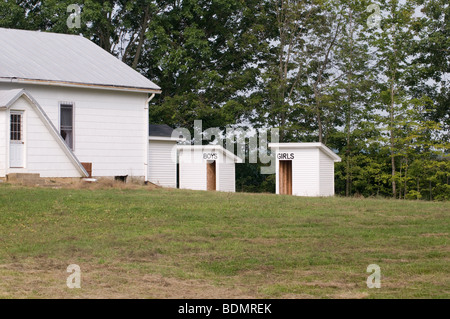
[10,111,23,142]
[59,102,75,151]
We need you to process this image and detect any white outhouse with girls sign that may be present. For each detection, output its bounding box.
[177,145,242,192]
[269,143,341,197]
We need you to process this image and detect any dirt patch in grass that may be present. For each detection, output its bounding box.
[0,258,255,299]
[303,281,358,289]
[65,179,159,191]
[333,291,370,299]
[420,233,449,238]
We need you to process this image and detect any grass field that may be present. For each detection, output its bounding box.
[0,183,448,299]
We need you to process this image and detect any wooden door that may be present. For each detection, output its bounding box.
[279,160,292,195]
[207,161,216,191]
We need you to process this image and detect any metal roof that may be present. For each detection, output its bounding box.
[149,124,185,141]
[149,124,175,137]
[269,143,342,162]
[0,28,161,93]
[0,89,24,108]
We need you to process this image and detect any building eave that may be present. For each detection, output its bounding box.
[0,77,162,94]
[269,142,341,162]
[149,136,186,142]
[177,145,243,163]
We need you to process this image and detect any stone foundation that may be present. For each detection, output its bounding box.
[3,174,146,187]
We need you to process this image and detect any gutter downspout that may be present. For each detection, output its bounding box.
[144,94,156,183]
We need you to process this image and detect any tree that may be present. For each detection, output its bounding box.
[330,0,376,196]
[143,0,268,132]
[368,0,416,198]
[253,0,321,141]
[409,0,449,142]
[255,0,346,143]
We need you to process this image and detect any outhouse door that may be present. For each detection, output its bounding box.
[207,161,216,191]
[279,160,292,195]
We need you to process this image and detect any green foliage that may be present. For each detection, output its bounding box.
[144,0,268,131]
[236,163,275,193]
[0,0,448,200]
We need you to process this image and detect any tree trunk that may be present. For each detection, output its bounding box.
[132,8,150,70]
[429,180,432,201]
[313,82,323,143]
[390,74,397,198]
[398,162,402,199]
[346,150,351,197]
[345,7,354,197]
[404,157,408,199]
[417,178,420,200]
[313,19,341,144]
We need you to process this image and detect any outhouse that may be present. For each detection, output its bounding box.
[148,124,182,188]
[177,145,242,192]
[269,143,341,197]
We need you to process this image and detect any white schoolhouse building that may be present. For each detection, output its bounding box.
[0,28,161,182]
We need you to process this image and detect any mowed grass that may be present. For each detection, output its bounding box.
[0,183,448,299]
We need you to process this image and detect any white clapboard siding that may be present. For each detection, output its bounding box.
[276,148,320,197]
[9,96,82,177]
[217,163,236,192]
[293,148,320,196]
[0,83,148,178]
[178,146,240,192]
[148,140,177,188]
[319,150,335,196]
[0,110,6,176]
[271,143,341,197]
[178,148,207,190]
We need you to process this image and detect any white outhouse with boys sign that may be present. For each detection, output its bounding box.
[177,145,242,192]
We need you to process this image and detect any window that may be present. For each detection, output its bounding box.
[60,103,74,150]
[10,113,22,141]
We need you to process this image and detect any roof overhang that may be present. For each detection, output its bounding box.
[177,145,243,163]
[269,142,342,162]
[149,136,186,142]
[0,77,162,94]
[0,88,24,109]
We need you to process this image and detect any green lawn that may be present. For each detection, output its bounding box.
[0,183,448,299]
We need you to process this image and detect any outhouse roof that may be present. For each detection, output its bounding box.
[177,145,243,163]
[269,143,341,162]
